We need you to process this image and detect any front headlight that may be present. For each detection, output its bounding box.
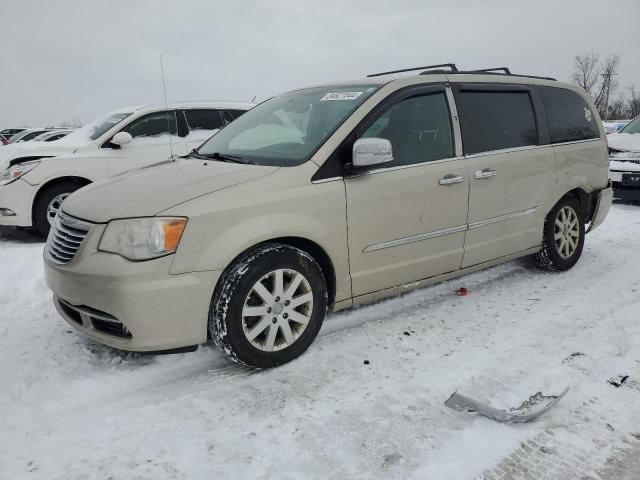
[0,161,40,186]
[98,217,187,261]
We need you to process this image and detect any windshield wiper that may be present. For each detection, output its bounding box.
[185,150,255,165]
[183,149,210,160]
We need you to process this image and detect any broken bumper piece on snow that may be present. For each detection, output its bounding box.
[444,387,569,424]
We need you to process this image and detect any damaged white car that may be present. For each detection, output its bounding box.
[608,115,640,202]
[0,101,252,236]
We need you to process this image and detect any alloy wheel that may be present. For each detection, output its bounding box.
[46,193,70,225]
[241,269,314,352]
[554,205,580,259]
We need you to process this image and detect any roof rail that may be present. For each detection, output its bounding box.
[468,67,512,74]
[367,64,556,81]
[367,63,459,78]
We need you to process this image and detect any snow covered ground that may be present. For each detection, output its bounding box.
[1,204,640,479]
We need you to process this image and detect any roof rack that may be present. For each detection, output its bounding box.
[468,67,511,74]
[367,63,459,78]
[366,63,556,81]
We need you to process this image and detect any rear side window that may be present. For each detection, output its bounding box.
[123,111,178,138]
[457,90,538,154]
[539,87,600,143]
[184,109,224,131]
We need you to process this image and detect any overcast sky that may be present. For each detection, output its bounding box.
[1,0,638,127]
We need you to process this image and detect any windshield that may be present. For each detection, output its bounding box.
[620,116,640,134]
[197,85,379,166]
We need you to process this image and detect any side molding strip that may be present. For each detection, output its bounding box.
[363,225,467,252]
[468,207,538,230]
[363,206,539,253]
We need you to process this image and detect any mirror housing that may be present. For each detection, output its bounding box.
[352,138,393,168]
[111,131,133,146]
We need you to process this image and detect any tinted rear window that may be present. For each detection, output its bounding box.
[539,86,599,143]
[457,90,538,154]
[184,109,224,131]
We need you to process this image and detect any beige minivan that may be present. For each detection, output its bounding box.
[44,64,612,368]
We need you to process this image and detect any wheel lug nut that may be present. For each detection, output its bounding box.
[283,313,288,319]
[267,307,272,313]
[284,300,290,306]
[272,317,277,323]
[275,296,280,302]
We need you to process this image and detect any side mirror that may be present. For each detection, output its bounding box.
[111,131,133,146]
[352,138,393,168]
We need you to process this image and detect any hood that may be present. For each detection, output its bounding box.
[0,140,80,170]
[62,159,278,223]
[607,133,640,153]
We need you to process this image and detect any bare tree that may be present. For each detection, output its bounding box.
[571,53,620,118]
[608,96,627,120]
[571,52,600,94]
[627,86,640,119]
[594,55,620,118]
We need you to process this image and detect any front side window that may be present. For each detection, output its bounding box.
[539,86,600,143]
[89,112,133,140]
[197,85,379,166]
[122,111,178,138]
[360,92,454,166]
[184,109,224,131]
[457,90,538,154]
[620,115,640,134]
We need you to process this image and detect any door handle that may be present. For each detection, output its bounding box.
[439,174,465,185]
[474,168,497,179]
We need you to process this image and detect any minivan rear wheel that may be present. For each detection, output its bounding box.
[534,196,585,271]
[209,243,328,368]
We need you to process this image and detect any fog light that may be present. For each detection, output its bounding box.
[0,208,16,216]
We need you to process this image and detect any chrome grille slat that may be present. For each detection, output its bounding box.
[45,212,92,265]
[55,224,87,239]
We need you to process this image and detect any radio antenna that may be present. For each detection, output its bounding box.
[159,55,174,159]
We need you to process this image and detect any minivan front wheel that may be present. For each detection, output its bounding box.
[210,244,328,368]
[534,196,585,271]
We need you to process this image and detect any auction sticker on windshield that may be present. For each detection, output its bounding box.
[320,91,364,101]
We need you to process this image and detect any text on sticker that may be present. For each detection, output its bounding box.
[320,92,364,101]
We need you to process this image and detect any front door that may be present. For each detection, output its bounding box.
[453,85,555,267]
[344,86,470,297]
[106,110,190,176]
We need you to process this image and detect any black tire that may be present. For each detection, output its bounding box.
[33,182,82,237]
[534,195,585,271]
[209,243,328,368]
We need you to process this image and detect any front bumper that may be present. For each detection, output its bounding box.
[44,223,220,351]
[0,178,35,227]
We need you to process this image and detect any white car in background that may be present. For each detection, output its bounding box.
[608,115,640,202]
[603,120,630,134]
[0,101,253,235]
[7,128,54,144]
[32,130,75,143]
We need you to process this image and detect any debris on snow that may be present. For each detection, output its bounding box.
[456,287,469,296]
[608,375,630,388]
[444,387,570,424]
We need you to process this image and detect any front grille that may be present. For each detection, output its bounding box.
[45,212,92,264]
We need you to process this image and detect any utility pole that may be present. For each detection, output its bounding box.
[601,71,617,120]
